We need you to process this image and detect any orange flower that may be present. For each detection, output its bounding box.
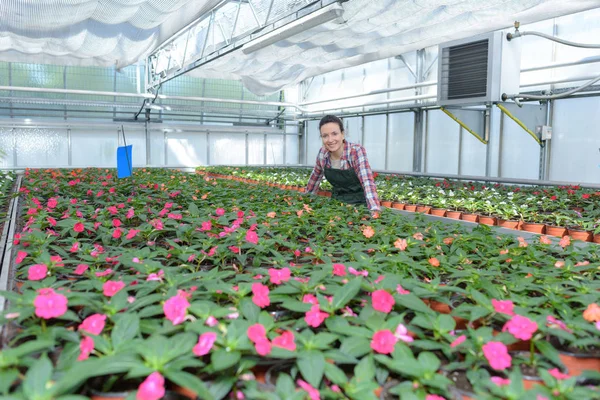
[517,237,528,248]
[428,257,440,267]
[499,249,509,255]
[539,236,552,245]
[583,303,600,322]
[559,236,571,248]
[443,237,454,245]
[267,212,276,218]
[394,238,407,251]
[413,232,424,241]
[201,194,208,200]
[362,226,375,238]
[296,210,304,217]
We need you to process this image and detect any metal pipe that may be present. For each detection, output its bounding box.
[303,94,437,115]
[299,80,437,106]
[508,30,600,49]
[520,74,600,88]
[521,55,600,73]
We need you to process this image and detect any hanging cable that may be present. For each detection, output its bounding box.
[134,84,162,120]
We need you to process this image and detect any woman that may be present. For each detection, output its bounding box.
[306,115,380,212]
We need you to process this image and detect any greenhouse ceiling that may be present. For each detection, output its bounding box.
[1,0,600,95]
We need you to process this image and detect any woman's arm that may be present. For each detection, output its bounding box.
[351,145,381,211]
[306,149,325,193]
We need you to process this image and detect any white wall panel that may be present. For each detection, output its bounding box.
[454,110,486,176]
[0,127,15,167]
[387,112,414,172]
[306,120,321,165]
[71,129,118,167]
[498,104,545,179]
[266,135,284,165]
[363,115,386,170]
[209,133,245,165]
[342,117,362,145]
[248,133,264,165]
[285,134,299,165]
[118,128,146,167]
[148,129,165,166]
[425,110,459,174]
[14,128,68,167]
[550,97,600,184]
[166,132,207,167]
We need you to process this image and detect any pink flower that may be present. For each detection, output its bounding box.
[559,236,571,248]
[251,283,270,308]
[79,314,107,335]
[47,197,58,209]
[146,270,164,282]
[305,304,329,327]
[539,235,552,245]
[47,217,57,227]
[205,316,218,327]
[546,315,572,333]
[15,251,28,264]
[268,267,291,285]
[78,336,94,361]
[374,275,385,284]
[112,219,122,228]
[216,208,225,216]
[73,222,85,233]
[126,229,140,240]
[517,237,528,247]
[396,285,410,295]
[548,368,570,380]
[394,238,407,251]
[112,228,123,239]
[297,379,320,400]
[136,372,165,400]
[246,230,259,244]
[425,396,445,400]
[50,255,64,267]
[394,324,413,343]
[294,249,301,257]
[348,267,368,277]
[34,288,68,319]
[102,280,125,297]
[193,332,217,356]
[126,208,135,219]
[491,377,511,386]
[70,242,80,252]
[272,331,296,351]
[74,264,89,275]
[554,260,565,268]
[95,269,113,277]
[482,342,512,370]
[502,315,538,340]
[491,299,515,316]
[150,219,163,230]
[371,330,397,354]
[247,324,267,342]
[413,232,424,241]
[372,290,395,313]
[450,335,466,348]
[163,294,190,325]
[28,264,48,281]
[200,221,212,231]
[342,306,357,317]
[302,294,318,305]
[332,263,346,276]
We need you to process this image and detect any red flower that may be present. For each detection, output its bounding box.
[272,331,296,351]
[79,314,107,335]
[371,290,395,313]
[102,280,125,297]
[47,198,58,209]
[582,194,591,199]
[371,330,397,354]
[73,222,85,233]
[15,251,27,264]
[245,230,259,244]
[34,288,68,319]
[74,264,89,275]
[251,283,270,308]
[268,267,291,285]
[332,263,346,276]
[428,257,440,267]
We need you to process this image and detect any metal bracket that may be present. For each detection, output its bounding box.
[440,107,488,145]
[496,103,542,146]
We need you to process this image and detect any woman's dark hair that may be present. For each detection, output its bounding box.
[319,115,344,132]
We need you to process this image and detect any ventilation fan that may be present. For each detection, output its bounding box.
[437,31,521,106]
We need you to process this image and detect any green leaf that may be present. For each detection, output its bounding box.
[324,363,348,385]
[469,289,491,308]
[279,300,311,313]
[163,369,213,400]
[417,352,441,373]
[331,278,362,310]
[312,333,339,349]
[276,373,296,398]
[211,350,241,371]
[111,313,140,350]
[22,354,53,400]
[535,340,563,369]
[0,369,19,395]
[394,294,434,315]
[297,351,326,387]
[436,314,456,333]
[340,337,372,358]
[188,202,200,216]
[208,377,237,400]
[239,298,260,323]
[354,354,375,382]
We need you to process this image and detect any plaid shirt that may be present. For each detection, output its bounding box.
[306,141,380,211]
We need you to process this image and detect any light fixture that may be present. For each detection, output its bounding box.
[242,2,345,55]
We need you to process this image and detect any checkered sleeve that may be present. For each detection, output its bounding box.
[351,145,381,211]
[306,148,325,194]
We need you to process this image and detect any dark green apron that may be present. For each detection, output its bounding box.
[324,166,367,206]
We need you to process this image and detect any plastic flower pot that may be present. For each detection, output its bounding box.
[545,225,567,237]
[497,219,520,230]
[430,208,447,217]
[446,210,462,220]
[391,202,405,210]
[381,200,393,208]
[478,215,496,226]
[461,213,478,223]
[520,222,546,234]
[559,350,600,376]
[566,228,593,242]
[404,204,417,212]
[594,233,600,244]
[416,205,431,214]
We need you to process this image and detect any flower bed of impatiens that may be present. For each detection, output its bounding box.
[197,166,600,242]
[1,167,599,400]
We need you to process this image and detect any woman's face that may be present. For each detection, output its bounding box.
[320,122,345,154]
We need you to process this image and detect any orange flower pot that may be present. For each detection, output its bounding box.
[461,213,478,223]
[404,204,417,212]
[567,229,593,242]
[430,208,447,217]
[521,222,546,234]
[416,205,431,214]
[381,201,393,208]
[392,202,405,210]
[478,216,496,226]
[559,352,600,375]
[497,219,520,230]
[446,211,462,220]
[545,225,567,237]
